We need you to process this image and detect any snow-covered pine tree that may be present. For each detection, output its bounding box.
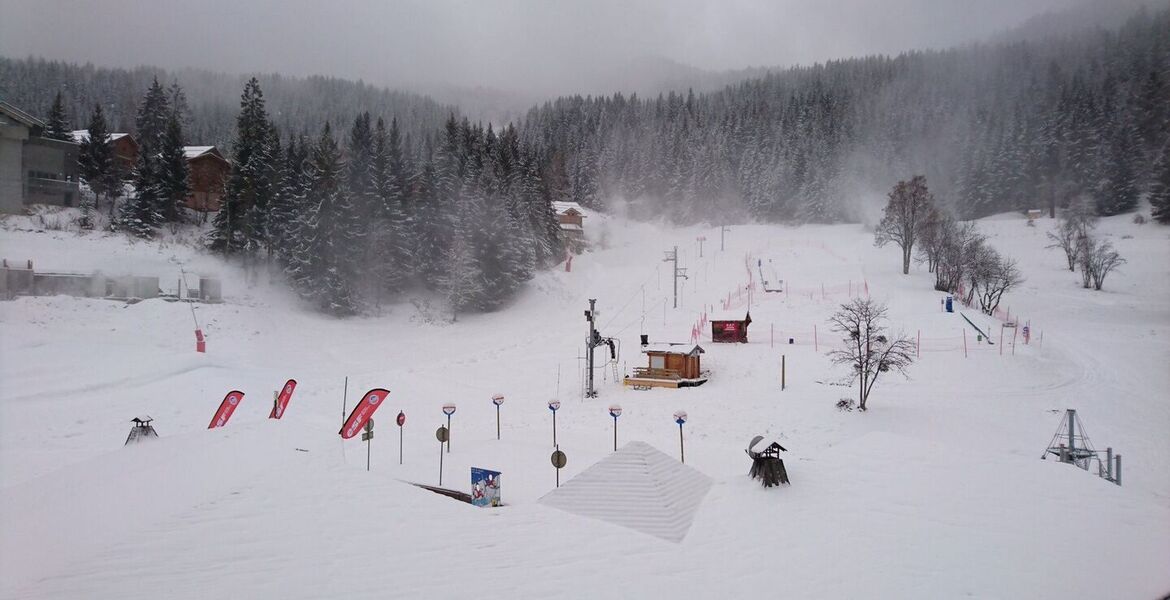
[1097,121,1140,216]
[43,91,72,141]
[155,114,191,229]
[240,124,281,259]
[371,116,412,296]
[209,77,272,255]
[438,209,484,320]
[77,103,121,222]
[308,123,361,315]
[117,78,175,236]
[135,78,171,152]
[1150,146,1170,224]
[269,136,308,261]
[119,150,162,237]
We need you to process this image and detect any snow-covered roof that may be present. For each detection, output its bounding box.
[183,146,217,159]
[709,310,751,322]
[642,343,704,356]
[552,201,586,216]
[72,130,131,144]
[0,101,44,129]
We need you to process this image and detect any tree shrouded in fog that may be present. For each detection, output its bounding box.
[875,176,934,275]
[43,91,72,141]
[76,103,122,225]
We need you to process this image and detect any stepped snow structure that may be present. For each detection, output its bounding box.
[539,441,713,542]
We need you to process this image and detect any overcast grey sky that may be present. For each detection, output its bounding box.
[1,0,1079,97]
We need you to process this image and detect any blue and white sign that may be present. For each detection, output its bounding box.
[471,467,502,507]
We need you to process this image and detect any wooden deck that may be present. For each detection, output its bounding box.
[624,369,709,389]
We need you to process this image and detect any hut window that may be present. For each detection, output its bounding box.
[650,355,666,369]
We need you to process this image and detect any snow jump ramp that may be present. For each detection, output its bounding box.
[539,441,712,542]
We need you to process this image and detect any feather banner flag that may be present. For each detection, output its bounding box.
[208,390,245,429]
[340,388,390,439]
[269,379,298,419]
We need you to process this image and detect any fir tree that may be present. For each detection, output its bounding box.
[77,103,121,223]
[43,91,72,141]
[155,114,191,229]
[120,151,162,237]
[135,78,171,152]
[1097,122,1140,216]
[1150,146,1170,224]
[209,78,273,255]
[287,123,360,315]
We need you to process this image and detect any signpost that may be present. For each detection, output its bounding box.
[436,425,449,485]
[696,235,707,257]
[551,448,567,488]
[609,404,622,451]
[362,418,374,471]
[548,399,561,447]
[396,411,406,465]
[492,393,505,440]
[442,403,457,453]
[674,410,688,463]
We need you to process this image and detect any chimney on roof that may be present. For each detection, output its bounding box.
[640,334,649,346]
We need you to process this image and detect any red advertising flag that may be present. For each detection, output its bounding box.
[268,379,298,419]
[340,388,390,439]
[208,390,245,429]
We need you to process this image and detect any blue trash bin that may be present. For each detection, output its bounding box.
[945,295,953,312]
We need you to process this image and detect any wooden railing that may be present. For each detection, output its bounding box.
[630,367,682,380]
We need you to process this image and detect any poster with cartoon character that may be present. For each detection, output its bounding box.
[471,467,502,507]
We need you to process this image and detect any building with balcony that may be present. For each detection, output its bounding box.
[0,101,80,214]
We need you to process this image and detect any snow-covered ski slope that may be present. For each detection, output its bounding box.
[1,212,1168,599]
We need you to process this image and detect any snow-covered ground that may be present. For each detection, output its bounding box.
[1,211,1168,599]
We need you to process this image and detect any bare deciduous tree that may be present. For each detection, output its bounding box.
[935,220,983,294]
[1078,236,1126,291]
[1046,195,1097,271]
[875,175,934,275]
[914,206,947,274]
[975,254,1023,315]
[827,298,916,411]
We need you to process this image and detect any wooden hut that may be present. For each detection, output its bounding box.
[710,310,751,343]
[183,146,230,212]
[624,342,708,389]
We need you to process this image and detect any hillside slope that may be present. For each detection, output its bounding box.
[1,213,1167,598]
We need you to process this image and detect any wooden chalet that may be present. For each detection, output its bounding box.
[72,130,139,171]
[183,146,230,212]
[552,200,586,252]
[711,310,751,343]
[624,341,708,389]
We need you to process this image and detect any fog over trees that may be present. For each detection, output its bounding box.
[517,7,1168,223]
[1,4,1165,316]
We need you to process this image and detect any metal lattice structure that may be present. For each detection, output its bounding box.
[1041,409,1121,486]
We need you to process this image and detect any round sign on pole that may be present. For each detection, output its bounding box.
[442,403,457,416]
[396,411,406,427]
[435,426,449,442]
[674,410,688,425]
[548,400,561,411]
[551,449,567,469]
[609,404,622,418]
[491,394,505,406]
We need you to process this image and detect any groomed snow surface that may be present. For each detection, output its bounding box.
[1,212,1168,599]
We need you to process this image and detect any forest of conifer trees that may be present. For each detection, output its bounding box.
[518,6,1169,222]
[3,5,1167,316]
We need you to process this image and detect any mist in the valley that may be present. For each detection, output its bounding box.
[0,0,1116,106]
